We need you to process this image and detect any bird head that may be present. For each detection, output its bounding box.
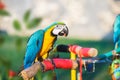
[52,23,69,37]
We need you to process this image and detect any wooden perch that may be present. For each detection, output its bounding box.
[20,59,78,80]
[20,62,41,80]
[20,48,120,80]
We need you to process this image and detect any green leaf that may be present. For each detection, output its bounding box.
[0,10,10,16]
[23,10,31,23]
[27,17,42,29]
[15,38,23,50]
[13,19,21,31]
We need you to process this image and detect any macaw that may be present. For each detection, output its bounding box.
[113,14,120,49]
[24,22,69,69]
[111,14,120,80]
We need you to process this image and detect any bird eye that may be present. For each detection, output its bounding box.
[56,25,58,27]
[56,25,63,29]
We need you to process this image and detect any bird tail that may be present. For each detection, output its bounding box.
[17,65,36,80]
[17,65,24,75]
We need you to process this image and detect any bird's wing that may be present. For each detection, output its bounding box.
[113,15,120,49]
[113,25,119,48]
[113,23,119,44]
[24,30,44,69]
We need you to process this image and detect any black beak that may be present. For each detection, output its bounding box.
[63,25,69,37]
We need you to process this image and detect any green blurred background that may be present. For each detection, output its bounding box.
[0,0,119,80]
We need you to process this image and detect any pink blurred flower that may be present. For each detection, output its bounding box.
[0,1,5,10]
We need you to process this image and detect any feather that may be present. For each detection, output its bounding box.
[24,30,44,69]
[113,14,120,49]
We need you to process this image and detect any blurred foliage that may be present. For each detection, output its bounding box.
[15,37,23,50]
[13,9,42,31]
[0,35,114,80]
[13,20,21,31]
[27,17,42,29]
[23,10,42,29]
[0,35,5,45]
[0,30,8,46]
[23,10,30,23]
[12,9,42,51]
[0,35,27,80]
[0,9,10,16]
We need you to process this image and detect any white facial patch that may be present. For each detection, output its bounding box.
[52,25,65,35]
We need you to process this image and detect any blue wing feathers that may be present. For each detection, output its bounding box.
[113,14,120,48]
[24,30,44,69]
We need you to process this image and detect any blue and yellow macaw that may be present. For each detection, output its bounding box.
[111,14,120,80]
[113,14,120,49]
[24,22,69,69]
